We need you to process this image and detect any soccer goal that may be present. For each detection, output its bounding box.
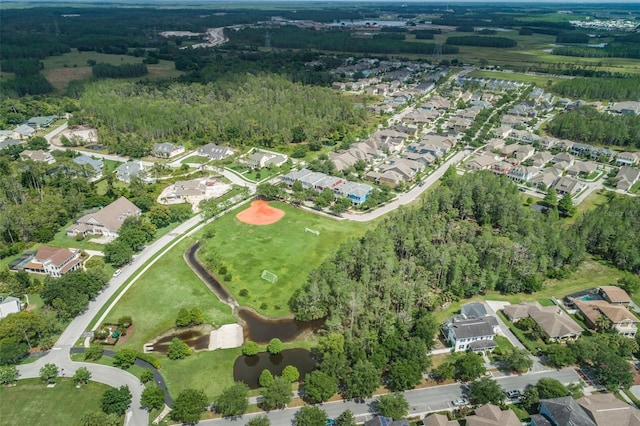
[305,227,320,236]
[261,270,278,283]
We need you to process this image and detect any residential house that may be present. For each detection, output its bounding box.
[461,302,488,319]
[422,413,458,426]
[575,299,638,338]
[566,160,597,178]
[0,130,14,140]
[539,136,559,151]
[466,404,521,426]
[173,179,207,201]
[245,150,288,169]
[314,175,344,192]
[530,152,553,168]
[403,151,436,166]
[198,143,234,160]
[152,142,185,158]
[0,296,21,319]
[27,116,56,129]
[600,286,632,306]
[66,196,141,238]
[116,161,146,183]
[298,171,328,189]
[443,317,498,352]
[501,144,535,162]
[446,117,473,133]
[282,168,313,186]
[329,151,359,172]
[425,95,451,110]
[364,416,409,426]
[531,168,561,189]
[610,101,640,115]
[73,154,103,179]
[334,181,373,205]
[0,139,22,150]
[507,165,538,182]
[20,149,55,164]
[553,176,584,196]
[467,154,497,171]
[491,160,512,176]
[485,138,506,153]
[501,114,528,128]
[14,124,36,139]
[366,170,403,188]
[22,246,82,278]
[531,397,597,426]
[615,166,640,192]
[503,302,582,342]
[402,109,440,126]
[616,152,640,167]
[507,130,538,145]
[577,393,640,426]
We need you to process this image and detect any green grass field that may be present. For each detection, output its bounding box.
[199,201,369,317]
[0,378,116,426]
[40,49,182,92]
[103,238,236,351]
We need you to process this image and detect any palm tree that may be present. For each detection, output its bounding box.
[595,314,612,333]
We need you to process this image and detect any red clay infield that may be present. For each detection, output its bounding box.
[236,200,285,225]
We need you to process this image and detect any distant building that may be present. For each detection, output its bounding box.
[198,143,234,160]
[20,149,55,164]
[116,161,146,183]
[152,142,185,158]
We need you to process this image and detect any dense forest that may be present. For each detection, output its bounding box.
[225,26,458,55]
[553,77,640,101]
[556,32,590,44]
[75,74,366,156]
[92,63,148,79]
[574,196,640,273]
[445,36,517,48]
[552,43,640,59]
[290,171,583,326]
[546,106,640,148]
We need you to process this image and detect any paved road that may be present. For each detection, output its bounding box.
[200,368,581,425]
[17,212,208,426]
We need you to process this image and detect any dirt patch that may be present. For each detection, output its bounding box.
[235,200,285,226]
[44,67,92,92]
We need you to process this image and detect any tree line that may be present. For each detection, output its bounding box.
[446,36,517,48]
[552,43,640,59]
[546,105,640,148]
[553,76,640,101]
[226,26,458,55]
[76,74,367,156]
[92,63,148,79]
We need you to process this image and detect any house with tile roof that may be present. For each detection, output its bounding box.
[503,302,582,342]
[616,152,640,167]
[599,286,632,306]
[577,393,640,426]
[465,404,521,426]
[14,124,36,139]
[66,196,141,239]
[153,142,185,158]
[422,414,458,426]
[198,143,234,160]
[615,166,640,192]
[22,246,82,277]
[575,299,638,338]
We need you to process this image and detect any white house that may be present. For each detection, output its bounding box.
[22,246,82,278]
[0,296,21,319]
[66,196,141,238]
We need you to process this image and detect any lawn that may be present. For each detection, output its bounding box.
[0,378,117,426]
[433,256,626,323]
[103,238,236,351]
[41,49,182,92]
[198,201,369,317]
[160,347,242,400]
[182,156,210,164]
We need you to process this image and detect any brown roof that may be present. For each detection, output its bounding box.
[465,404,521,426]
[75,196,141,233]
[577,393,640,426]
[600,286,632,304]
[59,257,82,274]
[422,413,459,426]
[503,302,541,321]
[575,300,638,325]
[528,304,583,339]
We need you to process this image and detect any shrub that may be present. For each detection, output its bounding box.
[242,341,259,356]
[118,316,133,327]
[267,338,283,355]
[259,369,274,387]
[239,289,249,297]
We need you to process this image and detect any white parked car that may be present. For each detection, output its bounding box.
[112,269,122,277]
[452,398,469,406]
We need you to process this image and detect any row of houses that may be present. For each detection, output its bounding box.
[281,168,373,205]
[0,115,57,141]
[423,393,640,426]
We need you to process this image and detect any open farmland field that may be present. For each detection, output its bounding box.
[41,49,181,91]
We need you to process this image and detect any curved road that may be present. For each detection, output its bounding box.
[17,212,207,426]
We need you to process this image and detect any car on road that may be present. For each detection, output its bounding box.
[507,390,522,400]
[112,269,122,277]
[452,398,469,406]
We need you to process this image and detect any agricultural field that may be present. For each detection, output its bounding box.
[199,201,370,317]
[39,49,181,92]
[0,378,115,426]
